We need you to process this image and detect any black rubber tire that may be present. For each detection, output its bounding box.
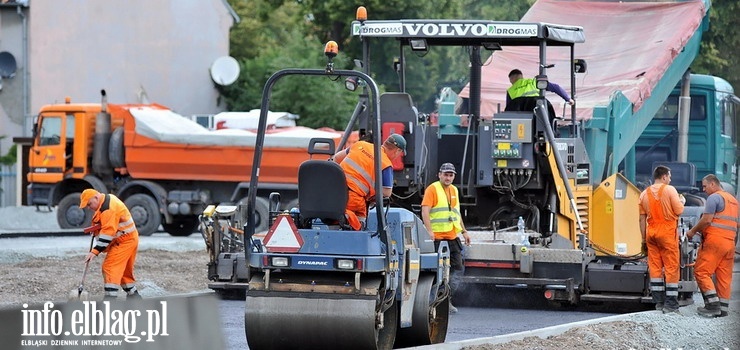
[238,196,270,233]
[57,192,93,229]
[376,301,399,349]
[394,275,449,347]
[163,216,199,236]
[124,194,161,236]
[108,127,126,168]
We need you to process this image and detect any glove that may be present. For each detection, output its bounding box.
[641,242,648,255]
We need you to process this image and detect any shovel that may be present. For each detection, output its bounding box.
[68,230,96,301]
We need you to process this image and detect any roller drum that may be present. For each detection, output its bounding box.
[245,293,397,349]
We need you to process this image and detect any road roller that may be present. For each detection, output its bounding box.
[237,51,452,349]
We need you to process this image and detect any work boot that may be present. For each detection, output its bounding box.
[697,302,721,318]
[652,291,665,311]
[662,296,679,314]
[127,291,143,300]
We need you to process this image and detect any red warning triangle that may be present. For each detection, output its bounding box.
[262,214,304,253]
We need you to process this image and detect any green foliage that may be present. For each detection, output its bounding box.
[222,0,357,129]
[692,0,739,92]
[295,0,533,112]
[0,142,17,166]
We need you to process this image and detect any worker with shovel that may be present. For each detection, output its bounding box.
[80,189,142,300]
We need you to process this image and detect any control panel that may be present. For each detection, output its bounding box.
[491,116,534,169]
[476,112,537,186]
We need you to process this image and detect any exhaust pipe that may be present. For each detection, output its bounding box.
[676,70,691,163]
[92,89,112,178]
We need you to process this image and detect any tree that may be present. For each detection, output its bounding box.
[0,136,17,166]
[692,0,739,92]
[223,0,358,129]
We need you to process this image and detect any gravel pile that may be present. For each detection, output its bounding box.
[464,300,739,350]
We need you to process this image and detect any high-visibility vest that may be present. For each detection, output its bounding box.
[340,141,392,201]
[704,190,739,241]
[91,194,138,254]
[507,78,539,100]
[429,181,463,233]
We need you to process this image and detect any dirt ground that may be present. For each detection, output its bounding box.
[0,249,209,307]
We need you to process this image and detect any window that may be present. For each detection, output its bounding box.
[722,97,736,142]
[653,95,706,120]
[38,117,62,146]
[65,114,75,142]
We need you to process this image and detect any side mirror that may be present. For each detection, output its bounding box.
[574,59,587,73]
[32,115,39,138]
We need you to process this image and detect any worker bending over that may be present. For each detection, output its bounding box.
[80,189,142,300]
[332,133,406,229]
[506,68,574,108]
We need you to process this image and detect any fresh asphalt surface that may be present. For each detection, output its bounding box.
[220,290,628,350]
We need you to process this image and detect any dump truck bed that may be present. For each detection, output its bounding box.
[119,106,339,183]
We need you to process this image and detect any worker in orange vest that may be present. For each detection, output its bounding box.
[80,189,142,300]
[687,174,738,318]
[332,134,406,229]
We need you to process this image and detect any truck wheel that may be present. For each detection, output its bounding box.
[238,196,270,234]
[57,192,92,229]
[163,216,199,236]
[124,194,161,236]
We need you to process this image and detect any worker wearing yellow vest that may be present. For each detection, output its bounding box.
[80,189,142,300]
[687,174,739,318]
[332,134,406,229]
[421,163,470,313]
[506,69,574,109]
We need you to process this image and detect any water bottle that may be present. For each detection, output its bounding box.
[517,216,529,247]
[517,216,525,233]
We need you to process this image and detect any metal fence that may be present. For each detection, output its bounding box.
[0,165,16,207]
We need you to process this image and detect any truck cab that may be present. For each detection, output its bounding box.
[28,102,104,207]
[634,74,739,192]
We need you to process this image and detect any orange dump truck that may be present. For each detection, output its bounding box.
[27,92,340,236]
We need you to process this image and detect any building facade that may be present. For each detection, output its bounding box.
[0,0,237,206]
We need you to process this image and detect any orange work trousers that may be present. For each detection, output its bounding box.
[646,223,680,284]
[694,235,735,300]
[346,192,369,220]
[102,231,139,289]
